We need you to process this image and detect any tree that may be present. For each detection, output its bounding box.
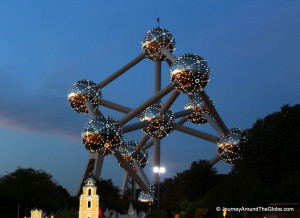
[204,104,300,208]
[0,167,71,217]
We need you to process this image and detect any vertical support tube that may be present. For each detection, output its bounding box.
[155,61,162,94]
[153,138,161,185]
[120,173,129,198]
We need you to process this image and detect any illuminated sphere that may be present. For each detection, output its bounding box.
[184,94,213,125]
[118,141,148,169]
[140,102,175,138]
[170,54,210,94]
[82,115,123,155]
[138,184,155,203]
[217,128,246,164]
[67,79,102,114]
[141,27,176,61]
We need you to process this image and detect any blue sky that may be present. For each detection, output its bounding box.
[0,1,299,195]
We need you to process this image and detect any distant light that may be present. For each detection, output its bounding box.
[153,166,165,173]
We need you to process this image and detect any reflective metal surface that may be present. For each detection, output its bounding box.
[138,184,155,203]
[140,102,175,138]
[217,128,246,164]
[82,115,123,155]
[141,27,176,61]
[118,141,148,169]
[184,93,213,125]
[170,54,210,94]
[67,79,102,114]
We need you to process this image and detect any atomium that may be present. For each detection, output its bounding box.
[118,141,148,169]
[217,128,246,164]
[140,102,175,138]
[170,54,210,94]
[67,79,102,114]
[184,93,213,125]
[141,27,176,61]
[82,115,123,155]
[68,25,248,203]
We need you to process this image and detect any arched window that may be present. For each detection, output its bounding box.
[88,188,91,195]
[87,201,91,208]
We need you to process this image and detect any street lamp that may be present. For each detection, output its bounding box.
[153,166,165,209]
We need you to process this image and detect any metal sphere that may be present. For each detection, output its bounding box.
[217,128,246,164]
[140,102,175,138]
[67,79,102,114]
[118,141,148,169]
[184,94,213,125]
[138,184,155,203]
[170,54,210,94]
[141,27,176,61]
[82,115,123,155]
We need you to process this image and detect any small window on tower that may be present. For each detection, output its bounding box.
[87,201,91,208]
[88,189,91,195]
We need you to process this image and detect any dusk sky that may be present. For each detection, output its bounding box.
[0,1,299,195]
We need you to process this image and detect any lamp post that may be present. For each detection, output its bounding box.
[153,166,165,209]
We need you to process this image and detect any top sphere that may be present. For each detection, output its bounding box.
[141,27,176,61]
[170,54,210,94]
[67,79,102,114]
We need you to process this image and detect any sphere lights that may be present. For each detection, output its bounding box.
[170,54,210,94]
[184,94,213,125]
[141,27,176,61]
[67,79,102,114]
[217,128,246,164]
[140,102,175,138]
[118,141,149,169]
[82,115,123,155]
[138,184,155,203]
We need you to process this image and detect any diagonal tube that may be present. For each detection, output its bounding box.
[97,53,145,89]
[198,91,230,136]
[159,90,180,115]
[160,47,176,63]
[174,123,218,143]
[113,150,149,193]
[209,155,221,165]
[122,120,150,133]
[174,109,194,118]
[118,84,174,126]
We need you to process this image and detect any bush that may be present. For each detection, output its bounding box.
[146,209,168,218]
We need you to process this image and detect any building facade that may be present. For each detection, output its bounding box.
[79,178,99,218]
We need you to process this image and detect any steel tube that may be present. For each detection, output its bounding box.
[174,109,194,118]
[198,90,230,136]
[114,150,149,193]
[144,139,154,149]
[100,99,133,115]
[177,116,188,125]
[134,135,150,152]
[209,155,221,165]
[173,123,218,143]
[160,47,176,63]
[155,61,162,94]
[153,138,161,184]
[160,90,180,115]
[118,84,174,126]
[85,100,97,118]
[97,53,145,89]
[203,113,223,135]
[122,120,149,133]
[134,161,151,187]
[120,173,129,198]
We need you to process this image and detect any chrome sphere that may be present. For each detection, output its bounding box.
[138,184,155,203]
[141,27,176,61]
[82,115,123,155]
[140,102,175,138]
[170,54,210,94]
[67,79,102,114]
[217,128,246,164]
[118,141,148,169]
[184,94,213,125]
